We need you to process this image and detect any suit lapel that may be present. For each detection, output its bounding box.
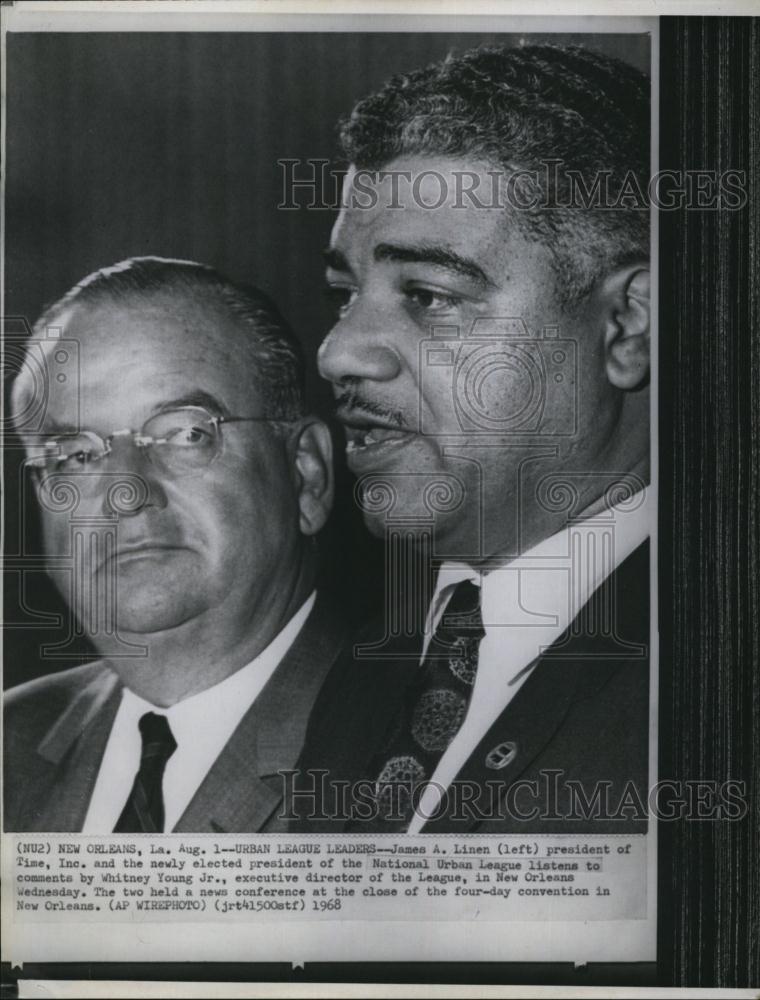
[420,655,590,833]
[298,627,419,785]
[173,712,281,833]
[175,597,346,833]
[422,542,649,832]
[23,667,122,832]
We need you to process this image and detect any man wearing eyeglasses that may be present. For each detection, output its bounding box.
[4,255,338,833]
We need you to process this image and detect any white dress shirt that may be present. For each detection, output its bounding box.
[408,490,652,832]
[83,591,316,833]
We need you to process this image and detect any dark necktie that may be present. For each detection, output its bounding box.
[113,712,177,833]
[355,578,484,831]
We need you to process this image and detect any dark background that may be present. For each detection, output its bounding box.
[3,30,649,686]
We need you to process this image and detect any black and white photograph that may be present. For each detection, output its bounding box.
[1,2,756,997]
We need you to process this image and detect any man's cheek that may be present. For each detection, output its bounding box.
[420,374,463,436]
[40,511,70,561]
[40,515,76,611]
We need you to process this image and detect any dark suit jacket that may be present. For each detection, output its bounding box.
[293,543,651,834]
[4,597,347,833]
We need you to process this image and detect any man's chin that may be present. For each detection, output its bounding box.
[113,607,196,636]
[70,579,207,638]
[361,499,483,563]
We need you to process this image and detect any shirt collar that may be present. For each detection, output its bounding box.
[424,487,651,650]
[119,590,317,746]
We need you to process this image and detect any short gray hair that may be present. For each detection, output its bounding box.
[16,255,306,422]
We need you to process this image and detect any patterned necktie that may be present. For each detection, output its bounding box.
[356,579,484,831]
[113,712,177,833]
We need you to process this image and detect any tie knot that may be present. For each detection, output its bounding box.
[440,579,483,638]
[138,712,177,763]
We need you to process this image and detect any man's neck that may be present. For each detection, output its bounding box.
[462,453,651,572]
[100,568,315,707]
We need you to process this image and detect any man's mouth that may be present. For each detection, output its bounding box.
[115,543,180,557]
[97,542,185,571]
[344,422,414,452]
[335,397,418,466]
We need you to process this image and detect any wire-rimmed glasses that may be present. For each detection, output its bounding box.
[28,405,283,494]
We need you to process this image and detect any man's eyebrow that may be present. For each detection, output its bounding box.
[323,247,352,273]
[374,242,495,288]
[152,390,228,416]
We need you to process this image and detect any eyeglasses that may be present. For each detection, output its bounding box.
[30,406,285,489]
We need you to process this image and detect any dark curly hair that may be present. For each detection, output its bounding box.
[339,43,650,303]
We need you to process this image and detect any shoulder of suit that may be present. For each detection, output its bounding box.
[311,611,415,709]
[5,661,111,725]
[302,593,351,650]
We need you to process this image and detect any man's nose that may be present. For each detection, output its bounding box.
[318,310,402,385]
[100,440,168,517]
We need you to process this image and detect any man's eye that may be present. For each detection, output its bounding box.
[64,450,94,467]
[54,441,98,468]
[405,287,463,313]
[167,425,213,447]
[324,285,357,317]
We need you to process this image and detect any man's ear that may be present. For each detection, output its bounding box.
[602,266,650,390]
[290,417,334,536]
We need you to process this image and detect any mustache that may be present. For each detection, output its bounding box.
[333,389,406,428]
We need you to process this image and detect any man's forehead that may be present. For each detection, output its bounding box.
[332,160,527,272]
[341,156,498,203]
[46,292,259,376]
[38,292,261,417]
[59,290,230,340]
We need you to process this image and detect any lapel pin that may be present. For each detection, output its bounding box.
[485,741,518,770]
